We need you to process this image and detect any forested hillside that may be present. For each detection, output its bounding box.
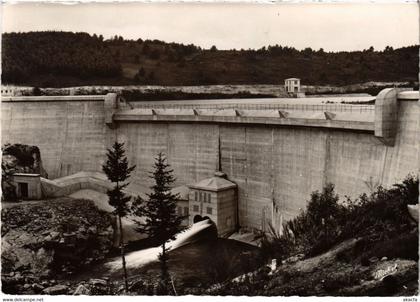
[2,32,121,86]
[2,31,419,87]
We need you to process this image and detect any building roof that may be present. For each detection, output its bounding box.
[285,78,300,81]
[171,185,190,200]
[188,172,237,192]
[13,173,41,177]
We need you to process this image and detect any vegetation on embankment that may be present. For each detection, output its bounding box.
[1,175,417,296]
[260,176,418,260]
[193,175,419,296]
[90,175,419,296]
[2,31,418,87]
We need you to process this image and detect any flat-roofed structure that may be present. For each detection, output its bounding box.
[12,173,42,200]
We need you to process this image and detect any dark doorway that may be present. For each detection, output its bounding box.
[193,215,203,223]
[18,182,28,199]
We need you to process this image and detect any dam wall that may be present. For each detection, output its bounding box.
[1,96,112,179]
[2,91,419,231]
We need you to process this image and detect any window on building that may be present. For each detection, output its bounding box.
[207,194,211,203]
[193,205,199,212]
[199,192,202,202]
[194,191,198,201]
[184,207,189,215]
[206,207,212,215]
[177,207,182,215]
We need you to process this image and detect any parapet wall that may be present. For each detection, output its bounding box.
[2,90,419,231]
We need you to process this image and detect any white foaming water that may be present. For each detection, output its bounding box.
[106,219,214,271]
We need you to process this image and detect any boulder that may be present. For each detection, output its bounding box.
[89,279,108,286]
[42,284,69,295]
[369,256,379,264]
[32,283,44,293]
[11,248,34,271]
[73,284,91,295]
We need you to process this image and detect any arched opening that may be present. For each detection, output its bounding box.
[193,215,203,223]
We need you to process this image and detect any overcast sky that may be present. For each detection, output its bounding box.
[2,2,419,51]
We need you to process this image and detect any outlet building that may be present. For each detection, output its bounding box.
[172,185,190,227]
[188,171,237,236]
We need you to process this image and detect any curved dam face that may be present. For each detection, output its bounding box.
[1,96,111,179]
[2,91,419,231]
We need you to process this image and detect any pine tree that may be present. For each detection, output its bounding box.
[132,152,185,294]
[102,141,136,292]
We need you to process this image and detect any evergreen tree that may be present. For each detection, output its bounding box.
[131,152,185,294]
[102,141,136,292]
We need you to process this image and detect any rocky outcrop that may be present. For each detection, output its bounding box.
[1,198,114,294]
[2,143,48,177]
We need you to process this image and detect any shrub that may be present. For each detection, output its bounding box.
[258,223,293,261]
[204,245,240,283]
[279,183,347,257]
[341,174,418,242]
[261,175,418,259]
[364,230,419,261]
[32,87,42,96]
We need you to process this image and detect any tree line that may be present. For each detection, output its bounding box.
[2,31,419,87]
[2,32,121,85]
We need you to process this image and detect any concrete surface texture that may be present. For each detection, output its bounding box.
[2,90,419,232]
[40,171,112,198]
[1,98,109,179]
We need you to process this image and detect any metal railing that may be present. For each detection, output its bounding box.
[134,102,374,113]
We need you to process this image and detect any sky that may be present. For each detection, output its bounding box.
[2,1,419,51]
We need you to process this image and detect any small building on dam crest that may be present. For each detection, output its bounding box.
[187,171,237,236]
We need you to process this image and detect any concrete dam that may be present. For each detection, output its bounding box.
[2,89,419,232]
